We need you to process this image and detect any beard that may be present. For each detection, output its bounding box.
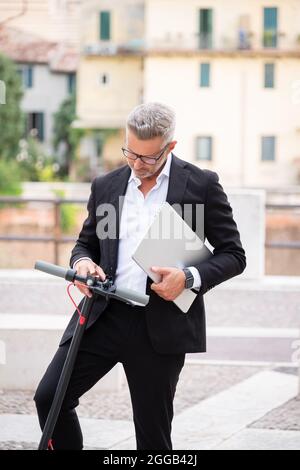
[132,157,168,181]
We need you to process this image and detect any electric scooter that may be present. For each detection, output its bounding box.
[34,260,149,450]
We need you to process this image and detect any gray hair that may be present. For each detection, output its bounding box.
[126,102,176,144]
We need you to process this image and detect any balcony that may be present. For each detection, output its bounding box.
[81,31,300,58]
[145,31,300,57]
[83,39,145,57]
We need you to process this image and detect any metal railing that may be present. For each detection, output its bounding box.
[0,197,300,265]
[0,196,87,265]
[84,32,300,55]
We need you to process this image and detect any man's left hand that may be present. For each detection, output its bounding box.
[150,266,186,301]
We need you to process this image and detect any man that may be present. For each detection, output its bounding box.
[34,102,246,450]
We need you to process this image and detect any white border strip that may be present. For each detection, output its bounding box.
[207,327,300,338]
[185,358,299,368]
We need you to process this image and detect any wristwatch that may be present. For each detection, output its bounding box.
[182,268,194,289]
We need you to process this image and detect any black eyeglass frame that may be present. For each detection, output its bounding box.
[121,143,170,165]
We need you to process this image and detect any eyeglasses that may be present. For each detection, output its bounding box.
[121,143,169,165]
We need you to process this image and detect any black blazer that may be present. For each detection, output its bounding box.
[60,154,246,354]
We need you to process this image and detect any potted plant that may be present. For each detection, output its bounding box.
[263,30,276,47]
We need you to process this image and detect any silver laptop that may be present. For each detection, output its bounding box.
[132,202,212,313]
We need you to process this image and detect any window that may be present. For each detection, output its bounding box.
[99,73,109,86]
[196,137,212,161]
[264,63,275,88]
[18,65,33,88]
[27,112,44,141]
[199,9,213,49]
[200,63,210,87]
[67,73,76,94]
[263,7,278,48]
[261,136,276,161]
[95,135,103,157]
[100,11,111,41]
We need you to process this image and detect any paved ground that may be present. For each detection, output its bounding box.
[1,273,299,450]
[0,364,262,421]
[0,369,298,450]
[251,396,300,431]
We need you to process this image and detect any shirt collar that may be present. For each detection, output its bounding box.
[128,152,172,184]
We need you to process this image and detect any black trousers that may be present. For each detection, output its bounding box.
[34,299,185,450]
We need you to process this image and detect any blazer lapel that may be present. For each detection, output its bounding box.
[108,165,131,277]
[166,154,190,206]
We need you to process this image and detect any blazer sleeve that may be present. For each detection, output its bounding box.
[195,171,246,295]
[69,179,100,268]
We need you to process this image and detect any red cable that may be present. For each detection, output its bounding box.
[67,283,84,318]
[48,439,54,450]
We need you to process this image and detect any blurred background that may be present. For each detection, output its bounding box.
[0,0,299,273]
[0,0,299,451]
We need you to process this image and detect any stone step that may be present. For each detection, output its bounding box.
[0,313,125,391]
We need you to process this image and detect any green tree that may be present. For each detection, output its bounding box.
[0,159,22,196]
[0,53,24,159]
[53,94,83,177]
[52,189,78,233]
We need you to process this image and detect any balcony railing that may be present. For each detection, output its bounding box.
[82,31,300,56]
[83,39,145,56]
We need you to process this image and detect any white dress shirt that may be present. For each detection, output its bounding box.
[74,153,201,294]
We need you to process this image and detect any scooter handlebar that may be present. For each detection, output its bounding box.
[114,286,149,306]
[34,260,149,306]
[35,260,73,281]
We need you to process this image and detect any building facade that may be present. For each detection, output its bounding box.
[0,25,78,154]
[144,0,300,187]
[74,0,300,186]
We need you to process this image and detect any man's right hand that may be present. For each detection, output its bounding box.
[74,260,106,298]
